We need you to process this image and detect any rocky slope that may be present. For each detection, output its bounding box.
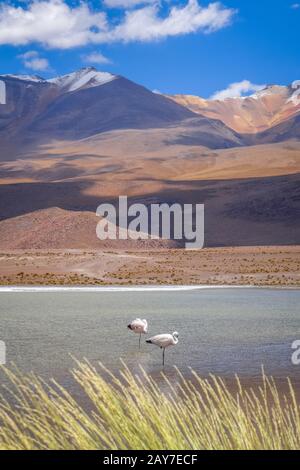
[168,81,300,134]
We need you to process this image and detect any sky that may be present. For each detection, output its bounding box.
[0,0,299,98]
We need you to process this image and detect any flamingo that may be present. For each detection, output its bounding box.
[127,318,148,348]
[146,331,179,365]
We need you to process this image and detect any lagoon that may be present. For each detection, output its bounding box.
[0,287,299,394]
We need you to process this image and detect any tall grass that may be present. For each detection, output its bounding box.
[0,360,299,450]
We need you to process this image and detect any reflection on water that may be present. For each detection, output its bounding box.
[0,288,299,397]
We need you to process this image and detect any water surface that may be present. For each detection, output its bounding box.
[0,287,299,395]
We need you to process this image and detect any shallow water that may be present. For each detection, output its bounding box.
[0,287,299,395]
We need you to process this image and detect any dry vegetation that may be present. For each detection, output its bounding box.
[0,246,299,287]
[0,361,300,450]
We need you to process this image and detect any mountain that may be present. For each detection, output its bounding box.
[254,113,300,144]
[0,69,299,249]
[0,67,192,141]
[0,207,178,250]
[27,75,196,140]
[168,81,300,134]
[0,67,243,154]
[0,75,53,127]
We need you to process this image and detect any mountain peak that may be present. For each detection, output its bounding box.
[47,68,117,93]
[167,79,300,134]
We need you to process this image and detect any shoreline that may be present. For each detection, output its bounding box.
[1,284,299,292]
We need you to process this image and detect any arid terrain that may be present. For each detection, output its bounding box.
[0,137,299,249]
[0,70,299,285]
[168,82,300,134]
[0,246,299,287]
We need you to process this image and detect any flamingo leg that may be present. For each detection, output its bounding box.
[139,333,141,349]
[162,348,165,366]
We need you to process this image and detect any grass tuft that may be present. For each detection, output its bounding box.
[0,360,299,450]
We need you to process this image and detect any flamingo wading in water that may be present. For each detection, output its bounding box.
[127,318,148,348]
[146,332,179,365]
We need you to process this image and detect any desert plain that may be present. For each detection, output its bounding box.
[0,246,299,287]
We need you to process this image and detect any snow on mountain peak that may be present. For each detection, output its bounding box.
[0,74,45,83]
[288,81,300,104]
[247,83,300,105]
[291,80,300,89]
[47,67,117,92]
[0,68,118,93]
[250,84,286,100]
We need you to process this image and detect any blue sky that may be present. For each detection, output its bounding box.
[0,0,299,98]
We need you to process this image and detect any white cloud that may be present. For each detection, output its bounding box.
[83,51,111,64]
[0,0,108,49]
[18,50,50,71]
[104,0,156,8]
[105,1,236,42]
[210,80,266,100]
[0,0,236,48]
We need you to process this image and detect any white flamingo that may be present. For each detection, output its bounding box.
[127,318,148,348]
[146,331,179,365]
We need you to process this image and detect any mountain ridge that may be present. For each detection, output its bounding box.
[0,68,299,249]
[0,67,243,153]
[167,81,300,134]
[1,68,299,145]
